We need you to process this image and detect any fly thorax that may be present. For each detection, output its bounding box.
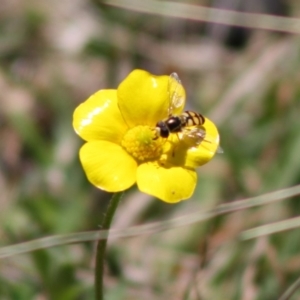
[166,116,182,132]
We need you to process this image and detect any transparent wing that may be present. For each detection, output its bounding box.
[168,72,185,116]
[181,127,206,146]
[181,127,223,153]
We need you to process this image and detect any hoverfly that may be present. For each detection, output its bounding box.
[155,72,222,152]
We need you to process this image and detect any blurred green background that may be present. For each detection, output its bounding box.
[1,0,300,299]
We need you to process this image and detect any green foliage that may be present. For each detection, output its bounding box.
[1,1,300,299]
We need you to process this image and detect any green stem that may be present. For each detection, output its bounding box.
[95,191,124,300]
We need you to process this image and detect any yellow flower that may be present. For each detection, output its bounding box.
[73,69,220,203]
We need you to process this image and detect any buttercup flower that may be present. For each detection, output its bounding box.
[73,69,220,203]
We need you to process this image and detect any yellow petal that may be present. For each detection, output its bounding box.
[73,90,128,143]
[137,161,196,203]
[80,141,137,192]
[117,69,185,128]
[185,117,220,168]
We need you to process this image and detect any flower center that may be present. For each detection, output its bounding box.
[122,126,163,161]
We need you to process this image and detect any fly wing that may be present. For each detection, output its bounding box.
[168,73,186,116]
[181,127,223,153]
[181,127,206,146]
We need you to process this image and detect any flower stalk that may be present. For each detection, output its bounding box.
[95,191,124,300]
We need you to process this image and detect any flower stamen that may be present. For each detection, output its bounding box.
[122,126,163,161]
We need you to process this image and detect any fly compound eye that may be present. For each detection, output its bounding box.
[160,128,169,138]
[155,121,170,138]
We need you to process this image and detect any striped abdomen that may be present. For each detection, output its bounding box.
[181,111,205,127]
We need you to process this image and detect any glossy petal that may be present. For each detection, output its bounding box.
[73,90,128,143]
[117,69,185,128]
[80,141,137,192]
[185,117,220,168]
[137,161,197,203]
